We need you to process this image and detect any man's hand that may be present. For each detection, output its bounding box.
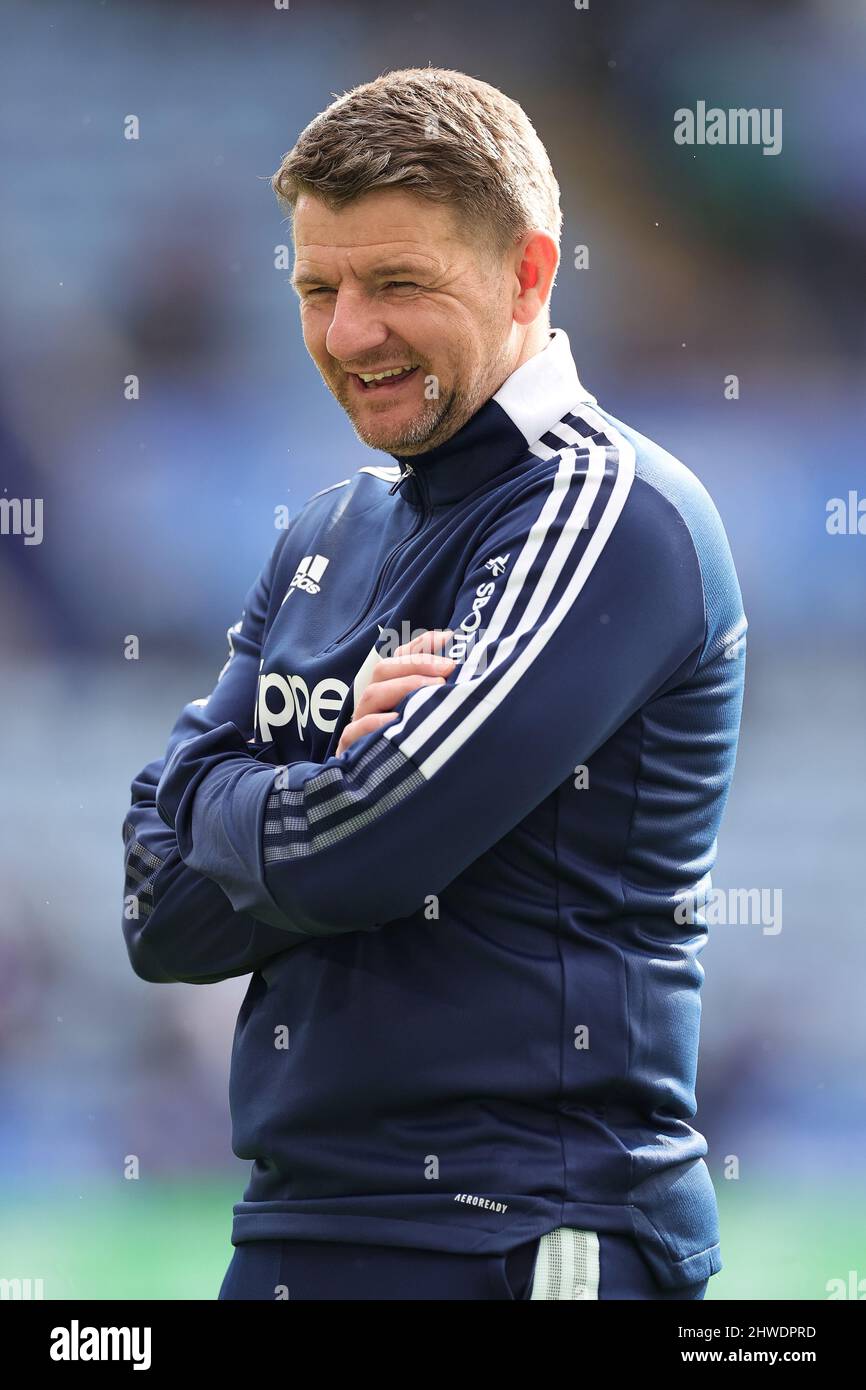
[336,629,455,756]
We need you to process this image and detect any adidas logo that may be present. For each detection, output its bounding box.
[286,554,329,599]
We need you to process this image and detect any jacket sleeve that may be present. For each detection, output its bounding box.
[155,446,709,937]
[121,528,311,983]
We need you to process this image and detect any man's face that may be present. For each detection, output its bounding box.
[290,188,518,455]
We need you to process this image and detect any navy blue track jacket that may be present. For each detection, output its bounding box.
[122,328,747,1289]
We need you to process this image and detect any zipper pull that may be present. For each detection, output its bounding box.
[389,462,414,496]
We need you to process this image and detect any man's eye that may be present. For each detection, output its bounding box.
[384,280,418,291]
[304,286,334,297]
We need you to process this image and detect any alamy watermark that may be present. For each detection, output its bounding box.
[50,1321,151,1370]
[675,886,783,935]
[1,1276,44,1299]
[675,102,782,156]
[0,496,43,545]
[826,491,865,535]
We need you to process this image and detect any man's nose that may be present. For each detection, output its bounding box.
[325,288,390,365]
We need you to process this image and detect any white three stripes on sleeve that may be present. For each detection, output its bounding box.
[384,414,636,779]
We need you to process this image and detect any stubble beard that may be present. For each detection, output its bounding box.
[332,309,514,457]
[334,372,460,456]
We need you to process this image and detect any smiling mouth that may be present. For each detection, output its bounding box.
[351,365,420,392]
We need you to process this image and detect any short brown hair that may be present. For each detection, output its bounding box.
[272,67,562,254]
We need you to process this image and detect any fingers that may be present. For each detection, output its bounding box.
[337,629,457,756]
[370,633,456,687]
[336,711,400,756]
[395,628,454,658]
[354,672,447,720]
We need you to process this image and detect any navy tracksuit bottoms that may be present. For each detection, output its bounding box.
[218,1228,709,1301]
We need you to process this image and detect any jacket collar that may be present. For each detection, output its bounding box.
[387,327,596,508]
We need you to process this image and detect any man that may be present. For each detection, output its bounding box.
[122,68,747,1301]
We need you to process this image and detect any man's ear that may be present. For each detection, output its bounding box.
[513,230,559,327]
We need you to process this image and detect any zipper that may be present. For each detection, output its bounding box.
[388,461,413,496]
[324,461,432,650]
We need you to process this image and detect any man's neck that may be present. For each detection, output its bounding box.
[510,320,553,376]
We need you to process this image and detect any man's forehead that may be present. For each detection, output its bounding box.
[292,191,466,263]
[293,238,443,273]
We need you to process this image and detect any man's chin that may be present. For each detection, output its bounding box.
[345,398,453,456]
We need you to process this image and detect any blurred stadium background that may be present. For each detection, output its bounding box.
[0,0,864,1299]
